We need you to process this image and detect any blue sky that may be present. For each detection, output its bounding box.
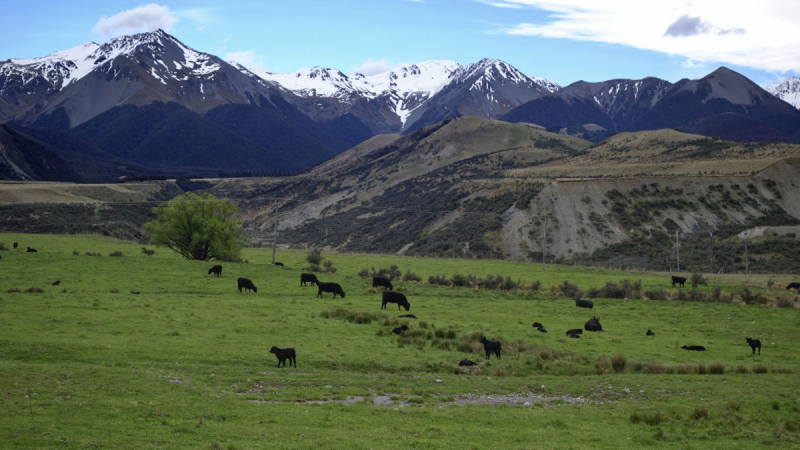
[3,1,799,87]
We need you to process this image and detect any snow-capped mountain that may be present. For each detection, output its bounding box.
[239,57,558,133]
[767,77,800,110]
[0,29,278,127]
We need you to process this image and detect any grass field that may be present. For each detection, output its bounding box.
[1,233,799,449]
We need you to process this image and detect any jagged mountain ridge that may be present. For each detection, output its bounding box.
[767,77,800,110]
[503,67,800,143]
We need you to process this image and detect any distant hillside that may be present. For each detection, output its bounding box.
[0,125,82,182]
[678,113,797,144]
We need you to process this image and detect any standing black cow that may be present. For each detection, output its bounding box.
[373,276,393,291]
[13,242,18,249]
[269,346,296,368]
[237,278,257,293]
[745,337,761,355]
[786,282,800,291]
[381,291,410,311]
[672,276,687,288]
[479,337,502,359]
[208,265,222,277]
[575,298,593,309]
[317,282,345,298]
[301,273,319,287]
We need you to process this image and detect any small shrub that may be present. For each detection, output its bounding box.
[402,270,421,282]
[323,260,337,274]
[690,273,708,290]
[767,278,775,288]
[756,295,769,305]
[109,251,124,257]
[610,355,628,373]
[630,411,664,426]
[530,281,542,291]
[709,363,725,374]
[357,268,370,278]
[692,408,709,420]
[752,365,769,374]
[711,286,722,302]
[141,247,155,257]
[772,401,781,411]
[0,243,8,251]
[72,250,79,256]
[594,358,611,375]
[396,285,409,293]
[428,274,451,286]
[740,287,759,305]
[559,280,580,298]
[109,288,119,293]
[719,292,732,303]
[367,288,377,294]
[25,287,44,293]
[306,248,322,266]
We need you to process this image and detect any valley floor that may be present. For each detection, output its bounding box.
[1,234,799,449]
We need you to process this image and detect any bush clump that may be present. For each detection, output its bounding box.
[141,247,156,257]
[109,251,124,257]
[402,270,422,282]
[740,287,759,305]
[559,280,580,298]
[428,274,451,286]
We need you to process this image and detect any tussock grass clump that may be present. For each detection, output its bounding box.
[752,365,769,374]
[25,287,44,293]
[0,243,8,251]
[7,288,21,293]
[734,365,749,374]
[676,365,696,375]
[586,279,641,299]
[691,407,710,420]
[776,296,793,308]
[719,292,733,303]
[772,401,781,411]
[709,363,725,374]
[643,363,668,374]
[493,366,517,377]
[697,364,708,375]
[771,367,797,374]
[630,411,664,426]
[85,252,101,257]
[757,295,770,305]
[319,308,386,324]
[366,288,377,294]
[109,289,119,293]
[645,289,669,301]
[109,251,124,257]
[395,285,409,293]
[594,358,611,375]
[610,355,628,373]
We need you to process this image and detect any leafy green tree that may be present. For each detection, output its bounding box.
[143,193,244,261]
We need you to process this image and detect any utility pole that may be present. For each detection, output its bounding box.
[272,216,278,265]
[709,231,714,273]
[675,230,680,272]
[744,231,749,275]
[542,216,547,271]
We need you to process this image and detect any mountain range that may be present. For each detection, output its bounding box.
[1,29,799,181]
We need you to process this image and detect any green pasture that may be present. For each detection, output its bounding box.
[1,233,799,449]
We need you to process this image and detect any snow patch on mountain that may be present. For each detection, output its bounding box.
[3,42,99,90]
[767,77,800,110]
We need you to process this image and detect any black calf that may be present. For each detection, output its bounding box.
[459,359,477,367]
[745,337,761,355]
[566,328,583,336]
[269,346,296,368]
[373,276,393,291]
[392,325,409,335]
[301,273,319,287]
[479,337,501,359]
[532,322,543,328]
[27,247,37,253]
[681,345,706,351]
[273,262,284,266]
[646,329,655,336]
[237,277,257,293]
[399,314,417,319]
[52,280,60,286]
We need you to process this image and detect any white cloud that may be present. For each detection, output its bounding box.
[93,4,179,38]
[491,0,800,73]
[225,50,268,72]
[476,0,523,8]
[350,58,395,76]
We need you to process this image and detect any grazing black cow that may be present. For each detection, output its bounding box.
[392,325,409,335]
[566,328,583,336]
[13,242,18,249]
[373,276,393,291]
[745,337,761,355]
[269,346,296,368]
[532,322,543,328]
[646,329,655,336]
[381,291,410,311]
[672,276,687,288]
[536,327,547,333]
[479,337,502,359]
[27,247,37,253]
[459,359,478,367]
[301,273,319,287]
[786,282,800,290]
[237,277,257,293]
[584,317,603,332]
[208,265,222,277]
[399,314,417,319]
[575,298,593,309]
[317,282,345,298]
[52,280,60,286]
[681,345,706,351]
[273,262,284,266]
